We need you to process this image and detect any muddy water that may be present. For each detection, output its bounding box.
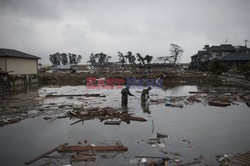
[0,85,250,165]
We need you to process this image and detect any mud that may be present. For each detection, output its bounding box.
[38,72,222,86]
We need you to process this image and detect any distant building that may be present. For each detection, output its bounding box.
[208,44,236,60]
[191,50,209,69]
[191,44,250,69]
[0,48,41,75]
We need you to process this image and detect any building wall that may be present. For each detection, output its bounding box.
[0,57,6,71]
[210,51,232,60]
[6,58,38,75]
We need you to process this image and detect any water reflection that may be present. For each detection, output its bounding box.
[121,106,128,113]
[141,103,151,114]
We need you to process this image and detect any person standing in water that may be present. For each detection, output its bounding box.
[141,86,151,105]
[121,86,134,106]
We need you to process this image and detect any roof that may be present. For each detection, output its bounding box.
[0,48,41,59]
[191,54,198,58]
[198,50,208,54]
[210,44,235,52]
[191,50,208,58]
[234,46,249,51]
[220,52,250,61]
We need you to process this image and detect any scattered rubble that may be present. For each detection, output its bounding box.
[150,90,250,108]
[0,117,22,127]
[25,141,128,165]
[156,133,169,139]
[25,142,69,165]
[216,151,250,166]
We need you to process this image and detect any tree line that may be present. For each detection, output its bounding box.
[87,44,183,66]
[49,53,82,66]
[49,44,184,66]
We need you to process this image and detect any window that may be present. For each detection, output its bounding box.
[216,52,222,57]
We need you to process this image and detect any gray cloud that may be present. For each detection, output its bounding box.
[0,0,250,64]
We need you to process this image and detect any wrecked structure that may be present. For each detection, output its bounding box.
[0,48,41,94]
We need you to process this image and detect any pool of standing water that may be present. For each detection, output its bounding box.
[0,85,250,165]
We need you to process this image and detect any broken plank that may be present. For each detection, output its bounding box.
[70,119,84,126]
[25,142,69,165]
[57,145,128,153]
[208,100,231,107]
[228,151,250,165]
[46,94,105,97]
[122,116,147,122]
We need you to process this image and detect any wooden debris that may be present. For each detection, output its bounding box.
[121,116,147,122]
[68,111,78,116]
[25,142,69,165]
[187,96,201,103]
[67,107,147,124]
[70,119,85,126]
[156,133,169,139]
[46,94,105,98]
[57,145,128,153]
[0,117,22,126]
[208,100,231,107]
[218,151,250,166]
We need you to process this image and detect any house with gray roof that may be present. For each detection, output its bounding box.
[0,48,41,75]
[191,44,250,69]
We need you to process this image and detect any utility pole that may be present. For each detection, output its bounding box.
[243,40,249,47]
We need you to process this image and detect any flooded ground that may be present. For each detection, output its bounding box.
[0,85,250,165]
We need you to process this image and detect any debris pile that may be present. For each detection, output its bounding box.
[25,142,128,165]
[67,106,147,125]
[216,151,250,166]
[0,117,22,127]
[150,90,250,108]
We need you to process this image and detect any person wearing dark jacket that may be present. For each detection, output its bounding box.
[141,86,151,105]
[121,86,134,106]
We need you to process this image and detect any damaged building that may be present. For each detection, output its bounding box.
[0,48,41,93]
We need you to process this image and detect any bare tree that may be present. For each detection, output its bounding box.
[169,44,184,67]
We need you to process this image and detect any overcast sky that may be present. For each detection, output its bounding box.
[0,0,250,64]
